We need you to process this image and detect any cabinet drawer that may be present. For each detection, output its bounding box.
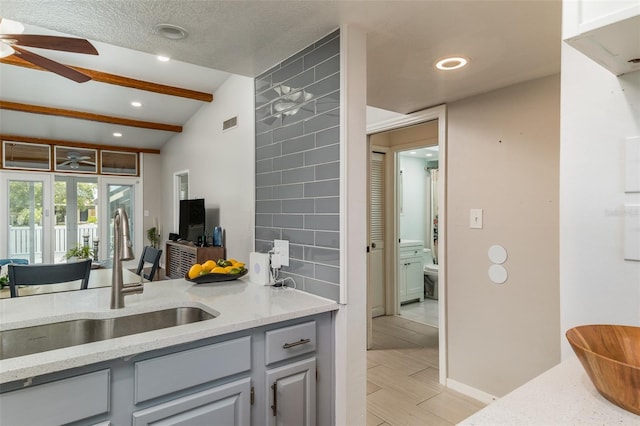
[400,246,422,259]
[265,321,316,365]
[133,377,250,426]
[0,369,110,426]
[134,336,251,403]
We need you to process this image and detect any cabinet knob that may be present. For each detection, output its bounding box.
[371,243,377,249]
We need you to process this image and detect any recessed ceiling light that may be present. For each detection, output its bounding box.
[131,101,142,108]
[435,56,469,71]
[157,55,171,62]
[410,151,417,155]
[113,132,123,138]
[155,23,189,40]
[425,153,433,157]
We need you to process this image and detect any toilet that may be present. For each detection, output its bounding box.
[423,248,438,299]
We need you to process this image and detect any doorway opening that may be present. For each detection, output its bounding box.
[366,105,447,384]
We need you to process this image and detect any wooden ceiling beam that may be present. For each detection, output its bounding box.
[0,100,182,133]
[0,134,161,154]
[0,55,214,102]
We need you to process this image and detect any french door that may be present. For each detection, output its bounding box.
[100,177,141,263]
[2,171,142,265]
[1,172,52,264]
[54,176,99,263]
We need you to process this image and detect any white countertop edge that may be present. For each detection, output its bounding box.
[459,357,640,425]
[0,279,339,384]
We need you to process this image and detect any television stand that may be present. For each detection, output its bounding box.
[165,241,225,279]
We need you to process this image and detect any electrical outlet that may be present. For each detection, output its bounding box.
[274,239,290,267]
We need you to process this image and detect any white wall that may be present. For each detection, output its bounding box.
[447,75,561,397]
[141,153,162,244]
[161,75,255,262]
[559,38,640,357]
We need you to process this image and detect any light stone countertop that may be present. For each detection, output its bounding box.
[0,277,338,384]
[459,357,640,425]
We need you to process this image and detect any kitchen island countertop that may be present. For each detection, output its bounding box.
[0,277,338,384]
[459,357,639,425]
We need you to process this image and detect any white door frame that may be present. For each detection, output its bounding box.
[99,175,143,269]
[366,104,448,384]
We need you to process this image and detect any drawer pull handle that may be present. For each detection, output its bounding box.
[282,338,311,349]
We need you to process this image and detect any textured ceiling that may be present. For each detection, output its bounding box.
[0,0,562,149]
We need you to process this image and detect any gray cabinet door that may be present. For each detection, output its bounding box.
[132,377,250,426]
[265,357,316,426]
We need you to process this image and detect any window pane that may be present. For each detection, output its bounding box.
[8,180,44,263]
[3,142,50,170]
[106,184,134,260]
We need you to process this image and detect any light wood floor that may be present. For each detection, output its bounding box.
[367,316,486,426]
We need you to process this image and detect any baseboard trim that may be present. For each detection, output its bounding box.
[446,378,498,405]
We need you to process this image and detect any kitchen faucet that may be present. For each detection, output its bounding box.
[111,208,143,309]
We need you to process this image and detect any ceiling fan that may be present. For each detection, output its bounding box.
[59,151,96,170]
[0,17,98,83]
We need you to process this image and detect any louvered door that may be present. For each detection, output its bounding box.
[369,152,386,318]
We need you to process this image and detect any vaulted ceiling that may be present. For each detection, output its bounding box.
[0,0,561,152]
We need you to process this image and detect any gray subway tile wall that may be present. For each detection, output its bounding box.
[255,29,341,301]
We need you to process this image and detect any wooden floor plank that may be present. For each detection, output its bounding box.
[368,315,486,425]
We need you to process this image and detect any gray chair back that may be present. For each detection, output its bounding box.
[7,259,92,298]
[136,246,162,281]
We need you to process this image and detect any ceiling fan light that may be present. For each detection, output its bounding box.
[69,161,80,170]
[0,17,25,35]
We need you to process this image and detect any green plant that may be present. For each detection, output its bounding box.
[147,227,160,249]
[65,245,94,259]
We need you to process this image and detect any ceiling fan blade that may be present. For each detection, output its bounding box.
[11,45,91,83]
[81,160,96,166]
[59,160,72,166]
[0,34,98,55]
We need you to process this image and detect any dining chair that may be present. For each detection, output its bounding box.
[136,246,163,281]
[7,259,92,298]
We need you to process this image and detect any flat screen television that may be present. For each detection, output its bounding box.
[179,198,205,243]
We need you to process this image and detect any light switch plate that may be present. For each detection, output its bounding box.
[470,209,483,229]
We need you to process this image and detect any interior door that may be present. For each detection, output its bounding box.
[369,152,386,319]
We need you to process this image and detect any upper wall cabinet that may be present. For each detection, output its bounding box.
[563,0,640,76]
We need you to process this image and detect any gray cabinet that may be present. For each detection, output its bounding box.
[266,358,316,426]
[0,370,110,426]
[0,312,334,426]
[132,377,251,426]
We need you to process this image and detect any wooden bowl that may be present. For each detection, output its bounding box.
[566,324,640,415]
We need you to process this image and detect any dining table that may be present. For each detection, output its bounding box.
[0,267,143,299]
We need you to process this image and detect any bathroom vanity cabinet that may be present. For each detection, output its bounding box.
[399,242,424,304]
[0,312,333,426]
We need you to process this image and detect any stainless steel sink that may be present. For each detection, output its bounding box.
[0,307,216,360]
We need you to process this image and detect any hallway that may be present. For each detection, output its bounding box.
[367,316,485,425]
